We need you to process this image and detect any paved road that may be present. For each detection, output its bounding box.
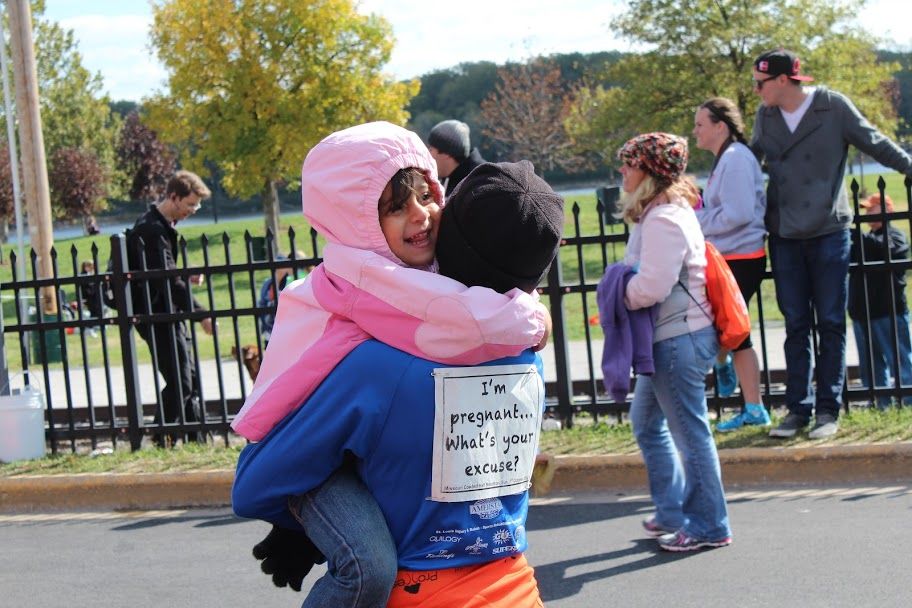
[2,482,909,608]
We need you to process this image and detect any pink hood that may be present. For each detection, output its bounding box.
[231,122,546,441]
[301,121,444,265]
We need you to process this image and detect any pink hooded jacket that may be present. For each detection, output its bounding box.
[231,122,547,441]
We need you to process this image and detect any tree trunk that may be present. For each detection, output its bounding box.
[0,219,8,244]
[262,179,280,255]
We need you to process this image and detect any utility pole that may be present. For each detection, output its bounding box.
[7,0,55,314]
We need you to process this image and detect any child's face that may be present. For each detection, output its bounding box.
[378,174,440,267]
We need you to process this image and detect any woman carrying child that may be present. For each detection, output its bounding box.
[232,122,550,606]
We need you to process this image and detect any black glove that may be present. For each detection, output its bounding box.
[252,525,326,592]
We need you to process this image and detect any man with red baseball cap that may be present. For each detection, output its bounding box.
[749,48,912,440]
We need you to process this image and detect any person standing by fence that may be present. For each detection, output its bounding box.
[77,260,105,335]
[128,170,214,447]
[849,193,912,408]
[750,49,912,439]
[693,97,771,432]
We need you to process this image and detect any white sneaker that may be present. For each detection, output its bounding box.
[808,414,838,439]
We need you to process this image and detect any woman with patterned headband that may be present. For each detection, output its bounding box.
[617,132,732,552]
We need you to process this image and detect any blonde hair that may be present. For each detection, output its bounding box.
[617,174,700,224]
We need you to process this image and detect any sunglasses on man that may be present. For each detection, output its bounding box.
[753,74,778,90]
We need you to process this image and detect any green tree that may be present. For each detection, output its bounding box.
[109,100,140,119]
[878,50,912,138]
[145,0,418,239]
[0,2,123,221]
[31,2,123,203]
[567,0,901,170]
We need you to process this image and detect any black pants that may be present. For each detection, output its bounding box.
[137,321,202,444]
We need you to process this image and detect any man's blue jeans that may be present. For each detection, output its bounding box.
[630,326,731,541]
[769,230,850,419]
[852,313,912,407]
[291,467,397,608]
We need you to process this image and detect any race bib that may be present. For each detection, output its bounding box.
[430,364,543,502]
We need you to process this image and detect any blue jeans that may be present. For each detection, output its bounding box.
[852,313,912,407]
[291,467,397,608]
[630,326,731,541]
[769,230,850,419]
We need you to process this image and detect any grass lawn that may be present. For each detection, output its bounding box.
[0,441,245,475]
[1,172,910,370]
[2,405,910,476]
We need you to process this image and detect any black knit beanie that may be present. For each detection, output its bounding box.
[428,120,471,161]
[436,161,565,294]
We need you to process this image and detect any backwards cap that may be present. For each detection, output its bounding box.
[754,49,814,82]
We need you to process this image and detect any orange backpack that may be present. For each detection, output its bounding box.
[681,242,752,350]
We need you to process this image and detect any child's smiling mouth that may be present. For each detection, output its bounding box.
[405,229,433,247]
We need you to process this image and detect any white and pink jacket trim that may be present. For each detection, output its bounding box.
[231,243,546,440]
[231,122,546,441]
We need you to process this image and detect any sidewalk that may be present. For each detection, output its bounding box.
[2,442,910,513]
[538,322,860,384]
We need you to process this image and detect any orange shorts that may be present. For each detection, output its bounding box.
[387,554,543,608]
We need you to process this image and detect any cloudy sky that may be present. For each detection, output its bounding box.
[38,0,912,102]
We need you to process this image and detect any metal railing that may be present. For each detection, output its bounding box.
[2,176,910,451]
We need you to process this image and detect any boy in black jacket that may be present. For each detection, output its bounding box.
[848,193,912,407]
[129,170,214,445]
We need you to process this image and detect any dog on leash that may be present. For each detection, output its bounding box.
[232,344,262,382]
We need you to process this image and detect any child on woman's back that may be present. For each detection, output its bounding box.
[232,122,550,606]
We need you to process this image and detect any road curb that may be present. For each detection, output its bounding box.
[2,444,911,513]
[0,470,234,513]
[535,443,912,494]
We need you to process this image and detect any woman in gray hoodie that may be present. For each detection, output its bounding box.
[693,97,770,432]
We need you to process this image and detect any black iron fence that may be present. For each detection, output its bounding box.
[1,177,910,453]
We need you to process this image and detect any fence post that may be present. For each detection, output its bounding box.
[546,254,574,428]
[109,234,144,450]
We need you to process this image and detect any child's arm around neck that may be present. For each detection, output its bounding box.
[322,243,547,363]
[232,243,547,441]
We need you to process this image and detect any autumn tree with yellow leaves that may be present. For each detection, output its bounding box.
[145,0,418,239]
